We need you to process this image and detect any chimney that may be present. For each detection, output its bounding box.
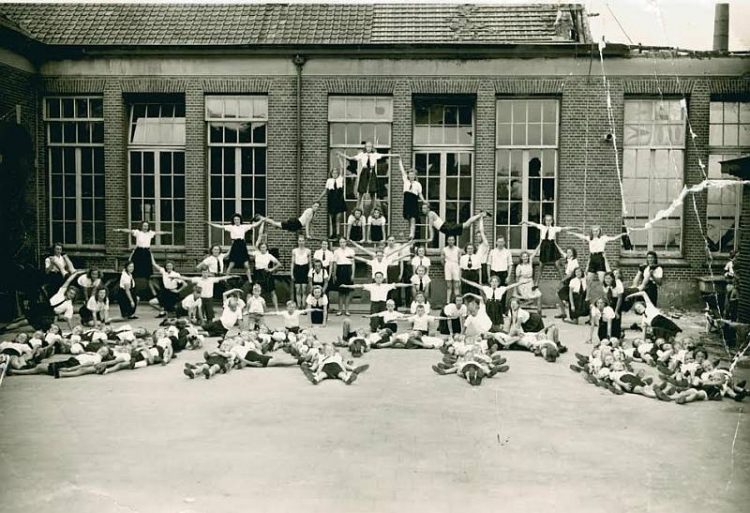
[713,3,729,52]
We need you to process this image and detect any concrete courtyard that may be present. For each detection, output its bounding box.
[0,309,748,513]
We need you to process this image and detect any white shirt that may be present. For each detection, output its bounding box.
[326,176,344,190]
[564,258,579,276]
[306,295,329,308]
[443,246,460,264]
[181,294,202,310]
[281,310,302,328]
[410,301,431,314]
[45,255,69,275]
[246,296,266,314]
[569,277,587,293]
[308,268,329,284]
[76,353,103,366]
[354,151,386,169]
[642,265,663,282]
[464,307,493,336]
[119,271,135,289]
[643,304,661,324]
[538,225,563,241]
[49,288,73,319]
[403,176,422,196]
[193,276,222,298]
[200,254,224,274]
[589,236,608,253]
[459,254,482,270]
[380,310,404,323]
[488,248,513,272]
[430,213,444,230]
[512,308,532,326]
[254,252,278,270]
[443,303,467,318]
[313,249,334,269]
[481,285,508,301]
[131,229,156,248]
[368,216,386,227]
[224,224,251,240]
[292,248,311,266]
[368,258,389,279]
[410,313,434,332]
[161,270,182,290]
[299,208,315,226]
[77,275,101,289]
[220,299,245,329]
[85,296,109,313]
[410,274,432,290]
[411,255,431,270]
[334,247,355,265]
[347,215,365,227]
[363,283,396,302]
[476,242,490,264]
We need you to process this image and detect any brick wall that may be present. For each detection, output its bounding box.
[736,186,750,323]
[25,67,748,309]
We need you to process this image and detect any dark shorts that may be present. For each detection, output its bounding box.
[205,354,228,368]
[587,253,606,273]
[438,222,463,237]
[293,264,310,284]
[539,239,562,264]
[281,218,303,232]
[228,239,250,266]
[322,361,344,379]
[336,265,353,291]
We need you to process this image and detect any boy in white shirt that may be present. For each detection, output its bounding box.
[188,268,232,323]
[488,236,513,286]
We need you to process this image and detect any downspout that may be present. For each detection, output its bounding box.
[293,54,306,213]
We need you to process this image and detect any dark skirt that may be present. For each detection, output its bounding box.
[650,314,682,339]
[310,307,325,325]
[597,316,622,340]
[439,222,463,237]
[370,224,384,242]
[349,225,364,242]
[486,299,504,326]
[358,167,379,195]
[131,247,153,279]
[281,218,303,232]
[336,264,353,293]
[587,253,606,273]
[228,239,250,266]
[570,291,589,319]
[644,282,659,307]
[46,272,65,294]
[253,269,275,294]
[557,276,573,303]
[438,311,463,335]
[322,361,345,379]
[293,264,309,284]
[117,288,138,318]
[158,288,180,312]
[386,265,401,284]
[327,188,347,215]
[522,312,545,333]
[539,239,562,264]
[79,304,95,324]
[461,269,480,295]
[403,192,420,220]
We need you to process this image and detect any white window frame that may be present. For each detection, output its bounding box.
[44,96,105,248]
[707,99,749,255]
[494,98,559,252]
[622,98,686,257]
[127,102,186,248]
[206,95,268,247]
[328,95,394,236]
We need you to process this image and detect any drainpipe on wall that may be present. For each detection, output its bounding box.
[293,54,306,214]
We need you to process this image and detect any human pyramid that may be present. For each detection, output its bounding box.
[0,143,746,398]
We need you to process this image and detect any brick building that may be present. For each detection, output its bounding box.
[0,3,747,306]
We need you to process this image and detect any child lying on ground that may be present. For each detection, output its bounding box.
[184,338,238,379]
[300,343,369,385]
[432,346,509,386]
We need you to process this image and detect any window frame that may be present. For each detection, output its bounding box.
[706,98,749,255]
[44,96,106,248]
[494,98,559,253]
[328,95,394,236]
[127,101,187,249]
[621,97,687,257]
[206,95,269,247]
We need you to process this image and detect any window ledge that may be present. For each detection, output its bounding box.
[618,256,690,267]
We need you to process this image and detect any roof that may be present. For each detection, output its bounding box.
[0,3,591,47]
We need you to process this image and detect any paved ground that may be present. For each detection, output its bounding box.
[0,308,748,513]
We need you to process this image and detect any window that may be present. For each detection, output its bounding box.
[206,96,268,246]
[413,97,475,248]
[44,96,105,246]
[329,96,393,233]
[622,99,686,255]
[707,99,749,253]
[128,102,186,246]
[495,99,558,250]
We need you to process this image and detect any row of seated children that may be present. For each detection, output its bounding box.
[1,321,204,379]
